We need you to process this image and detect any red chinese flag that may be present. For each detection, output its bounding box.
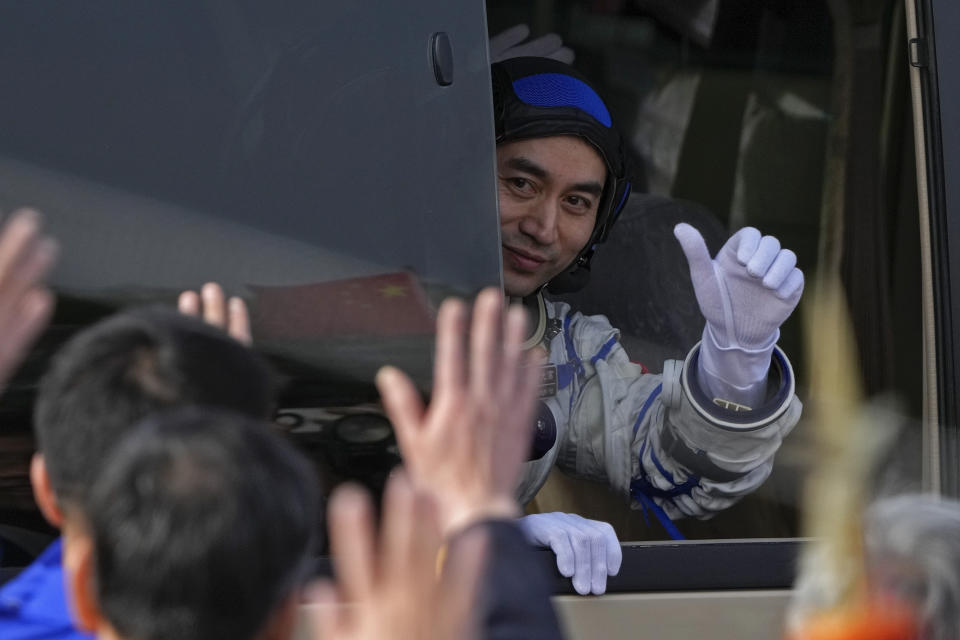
[250,272,435,339]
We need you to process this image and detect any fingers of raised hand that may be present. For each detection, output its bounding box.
[469,288,504,398]
[328,483,377,603]
[432,288,532,417]
[0,238,57,303]
[0,288,55,386]
[201,282,227,327]
[2,288,54,349]
[321,478,444,640]
[488,23,531,59]
[433,297,468,400]
[438,528,489,640]
[499,304,526,385]
[776,268,805,301]
[673,223,713,276]
[307,579,346,639]
[0,210,58,387]
[227,297,252,345]
[727,228,805,300]
[492,318,540,486]
[177,290,200,316]
[15,236,57,288]
[500,303,536,410]
[375,366,425,456]
[10,288,54,340]
[548,45,575,64]
[745,235,781,277]
[0,210,46,277]
[379,474,442,634]
[0,210,57,304]
[487,296,539,489]
[760,249,797,289]
[489,24,575,64]
[499,33,563,59]
[732,227,762,264]
[0,210,40,280]
[178,283,251,344]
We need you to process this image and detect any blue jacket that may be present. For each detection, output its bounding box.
[0,539,92,640]
[480,520,563,640]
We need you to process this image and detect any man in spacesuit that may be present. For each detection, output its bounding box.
[493,57,804,594]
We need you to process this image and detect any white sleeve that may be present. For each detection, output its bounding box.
[559,310,802,521]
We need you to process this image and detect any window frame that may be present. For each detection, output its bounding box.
[913,0,960,497]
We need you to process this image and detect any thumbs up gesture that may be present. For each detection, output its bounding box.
[674,223,804,351]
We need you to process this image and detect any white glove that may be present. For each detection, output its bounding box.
[518,512,622,595]
[674,224,804,408]
[489,24,575,64]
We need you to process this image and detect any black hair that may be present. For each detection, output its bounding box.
[34,306,276,509]
[87,406,318,640]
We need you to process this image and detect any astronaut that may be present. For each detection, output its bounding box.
[492,57,804,594]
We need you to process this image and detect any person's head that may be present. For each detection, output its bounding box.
[31,307,276,528]
[67,406,318,640]
[865,494,960,640]
[491,57,630,297]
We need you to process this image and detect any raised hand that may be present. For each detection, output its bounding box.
[674,224,804,350]
[674,223,804,406]
[489,23,575,64]
[177,282,251,345]
[375,288,540,535]
[0,209,57,390]
[674,223,803,348]
[309,475,486,640]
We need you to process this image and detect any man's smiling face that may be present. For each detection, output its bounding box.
[497,135,607,298]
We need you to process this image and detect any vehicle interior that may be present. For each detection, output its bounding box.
[492,0,926,542]
[479,1,938,636]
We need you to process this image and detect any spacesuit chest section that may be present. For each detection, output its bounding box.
[539,317,585,401]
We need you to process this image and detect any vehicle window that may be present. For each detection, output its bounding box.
[921,0,960,497]
[0,0,501,399]
[487,0,925,542]
[0,0,928,571]
[0,1,500,534]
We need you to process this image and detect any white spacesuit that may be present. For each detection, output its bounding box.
[491,54,805,595]
[517,294,801,520]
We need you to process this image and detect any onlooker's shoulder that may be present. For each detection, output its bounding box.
[0,540,93,640]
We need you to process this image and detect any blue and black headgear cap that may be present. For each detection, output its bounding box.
[491,57,631,293]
